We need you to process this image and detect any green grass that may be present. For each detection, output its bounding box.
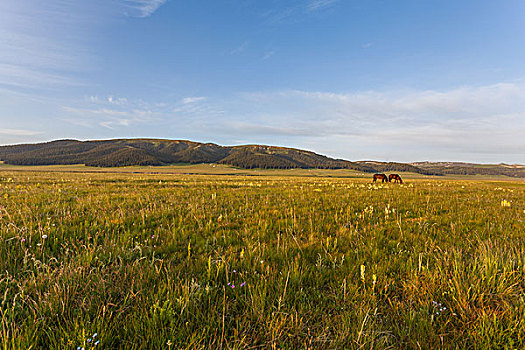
[0,170,524,349]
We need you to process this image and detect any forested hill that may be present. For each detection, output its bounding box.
[0,138,430,174]
[0,139,522,177]
[0,139,372,171]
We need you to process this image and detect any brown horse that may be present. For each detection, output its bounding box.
[373,173,388,183]
[389,174,403,183]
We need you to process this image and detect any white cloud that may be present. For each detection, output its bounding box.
[307,0,340,12]
[182,96,207,104]
[123,0,168,18]
[230,83,525,162]
[230,41,249,55]
[226,123,316,137]
[108,96,128,105]
[262,0,340,24]
[64,93,224,132]
[0,128,43,136]
[35,82,525,163]
[87,95,128,105]
[173,97,224,120]
[63,96,159,130]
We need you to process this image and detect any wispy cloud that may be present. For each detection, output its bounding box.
[0,0,166,94]
[223,123,317,137]
[263,51,275,60]
[306,0,340,12]
[230,41,249,55]
[0,128,43,136]
[0,1,94,92]
[63,94,221,130]
[123,0,168,18]
[63,96,159,129]
[262,0,340,24]
[232,83,525,162]
[88,95,129,106]
[181,96,207,104]
[172,97,224,119]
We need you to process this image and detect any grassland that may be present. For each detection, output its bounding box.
[0,168,524,349]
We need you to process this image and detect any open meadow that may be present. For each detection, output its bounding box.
[1,168,524,349]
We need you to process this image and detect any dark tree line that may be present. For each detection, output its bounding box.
[1,139,521,177]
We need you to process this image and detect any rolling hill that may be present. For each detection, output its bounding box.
[0,139,522,177]
[0,139,379,171]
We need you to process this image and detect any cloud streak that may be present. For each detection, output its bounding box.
[262,0,341,24]
[63,93,221,131]
[307,0,340,12]
[0,128,43,136]
[229,83,525,162]
[182,96,207,104]
[29,82,525,163]
[0,1,91,91]
[124,0,168,18]
[0,0,166,94]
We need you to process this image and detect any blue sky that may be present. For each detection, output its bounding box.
[1,0,524,163]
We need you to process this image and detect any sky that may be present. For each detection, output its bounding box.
[1,0,524,163]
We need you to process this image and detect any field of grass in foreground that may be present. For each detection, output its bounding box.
[0,170,524,349]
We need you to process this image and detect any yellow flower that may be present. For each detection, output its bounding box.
[360,265,366,281]
[501,200,511,207]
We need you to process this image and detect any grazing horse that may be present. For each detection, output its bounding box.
[373,173,388,183]
[389,174,403,183]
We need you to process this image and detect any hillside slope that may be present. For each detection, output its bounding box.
[0,139,378,171]
[1,139,522,177]
[411,161,525,178]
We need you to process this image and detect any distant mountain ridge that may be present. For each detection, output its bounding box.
[0,139,522,177]
[410,161,525,178]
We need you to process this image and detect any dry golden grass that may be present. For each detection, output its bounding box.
[0,169,523,349]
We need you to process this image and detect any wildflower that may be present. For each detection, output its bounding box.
[152,235,155,239]
[501,200,511,207]
[94,341,100,345]
[21,238,26,242]
[360,265,366,281]
[93,333,98,338]
[167,340,172,346]
[240,282,246,287]
[42,234,48,239]
[87,338,92,342]
[372,274,377,285]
